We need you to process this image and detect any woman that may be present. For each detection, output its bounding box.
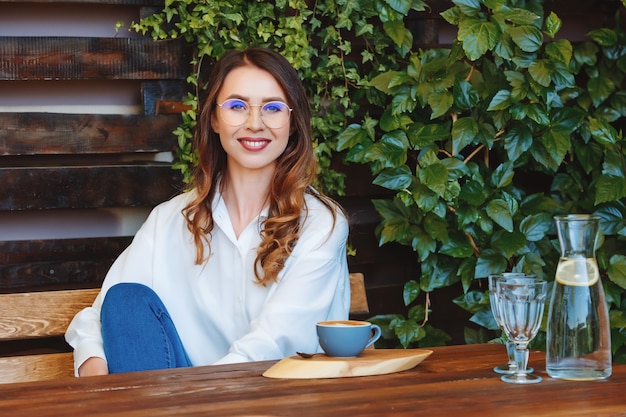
[66,47,350,376]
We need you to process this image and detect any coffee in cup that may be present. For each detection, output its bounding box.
[316,320,382,357]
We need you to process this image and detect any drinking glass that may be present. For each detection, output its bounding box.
[496,279,548,384]
[488,273,536,375]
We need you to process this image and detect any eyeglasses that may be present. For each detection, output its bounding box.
[217,99,292,129]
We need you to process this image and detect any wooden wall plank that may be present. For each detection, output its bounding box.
[0,37,185,81]
[0,164,183,210]
[0,237,131,292]
[0,0,163,5]
[0,113,180,155]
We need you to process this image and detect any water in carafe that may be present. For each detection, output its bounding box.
[546,214,611,380]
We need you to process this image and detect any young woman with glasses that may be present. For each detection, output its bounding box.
[66,47,350,376]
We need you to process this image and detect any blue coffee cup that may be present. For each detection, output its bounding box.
[316,320,382,357]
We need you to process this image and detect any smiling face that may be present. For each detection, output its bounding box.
[211,64,291,177]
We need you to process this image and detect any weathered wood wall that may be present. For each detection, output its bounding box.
[0,1,186,295]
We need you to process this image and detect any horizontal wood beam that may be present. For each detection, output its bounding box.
[0,37,185,81]
[0,113,180,155]
[0,236,132,292]
[1,163,183,210]
[0,288,99,339]
[0,0,164,5]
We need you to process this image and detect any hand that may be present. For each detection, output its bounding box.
[78,357,109,377]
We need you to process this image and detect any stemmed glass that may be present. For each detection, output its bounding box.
[488,273,536,375]
[496,278,548,384]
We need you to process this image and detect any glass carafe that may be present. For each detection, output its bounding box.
[546,214,611,380]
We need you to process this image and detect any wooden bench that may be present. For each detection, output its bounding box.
[0,273,368,384]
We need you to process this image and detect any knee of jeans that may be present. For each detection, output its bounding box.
[103,282,156,309]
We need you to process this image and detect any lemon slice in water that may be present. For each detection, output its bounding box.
[555,259,600,286]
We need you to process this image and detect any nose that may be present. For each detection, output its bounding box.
[245,105,264,130]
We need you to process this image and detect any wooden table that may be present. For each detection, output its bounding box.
[1,343,624,416]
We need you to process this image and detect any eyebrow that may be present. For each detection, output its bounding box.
[223,94,288,103]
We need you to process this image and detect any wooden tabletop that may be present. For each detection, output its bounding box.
[1,343,624,416]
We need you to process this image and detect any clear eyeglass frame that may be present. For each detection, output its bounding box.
[217,98,292,129]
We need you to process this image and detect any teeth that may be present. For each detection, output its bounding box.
[241,140,266,148]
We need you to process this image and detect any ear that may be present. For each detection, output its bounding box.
[211,112,220,134]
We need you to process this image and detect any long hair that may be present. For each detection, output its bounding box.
[183,47,340,285]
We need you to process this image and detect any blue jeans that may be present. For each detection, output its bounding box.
[101,283,192,373]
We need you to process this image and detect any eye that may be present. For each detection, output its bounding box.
[223,99,248,112]
[262,101,289,114]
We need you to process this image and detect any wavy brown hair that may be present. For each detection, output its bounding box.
[183,47,341,286]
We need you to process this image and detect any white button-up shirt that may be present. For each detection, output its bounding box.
[66,189,350,374]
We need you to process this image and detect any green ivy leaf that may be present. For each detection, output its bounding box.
[493,7,539,25]
[383,19,408,47]
[403,280,420,305]
[602,149,624,177]
[452,0,481,11]
[423,211,450,242]
[369,71,399,93]
[486,199,514,232]
[412,229,437,261]
[544,11,562,39]
[428,90,454,119]
[595,175,626,205]
[520,193,560,215]
[452,117,479,154]
[589,117,619,145]
[525,103,551,125]
[545,39,573,65]
[392,319,426,348]
[508,25,543,52]
[503,123,533,161]
[419,163,448,197]
[409,123,449,148]
[458,18,501,61]
[588,75,616,107]
[336,124,370,151]
[491,162,515,188]
[491,230,527,258]
[470,309,499,330]
[520,213,552,241]
[487,90,511,111]
[408,304,427,323]
[528,59,552,87]
[608,255,626,290]
[551,107,585,133]
[475,248,508,278]
[374,166,413,190]
[412,182,440,212]
[459,180,488,205]
[587,27,618,47]
[540,128,570,167]
[370,131,409,168]
[574,41,599,67]
[440,233,474,258]
[453,78,480,109]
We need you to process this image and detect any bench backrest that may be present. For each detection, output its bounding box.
[0,288,98,383]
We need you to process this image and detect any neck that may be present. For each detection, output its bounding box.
[221,170,271,238]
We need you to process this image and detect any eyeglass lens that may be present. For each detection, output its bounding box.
[218,99,291,128]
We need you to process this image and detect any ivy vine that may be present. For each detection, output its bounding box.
[129,0,626,359]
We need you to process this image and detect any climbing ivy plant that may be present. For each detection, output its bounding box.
[130,0,428,195]
[339,0,626,360]
[130,0,626,359]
